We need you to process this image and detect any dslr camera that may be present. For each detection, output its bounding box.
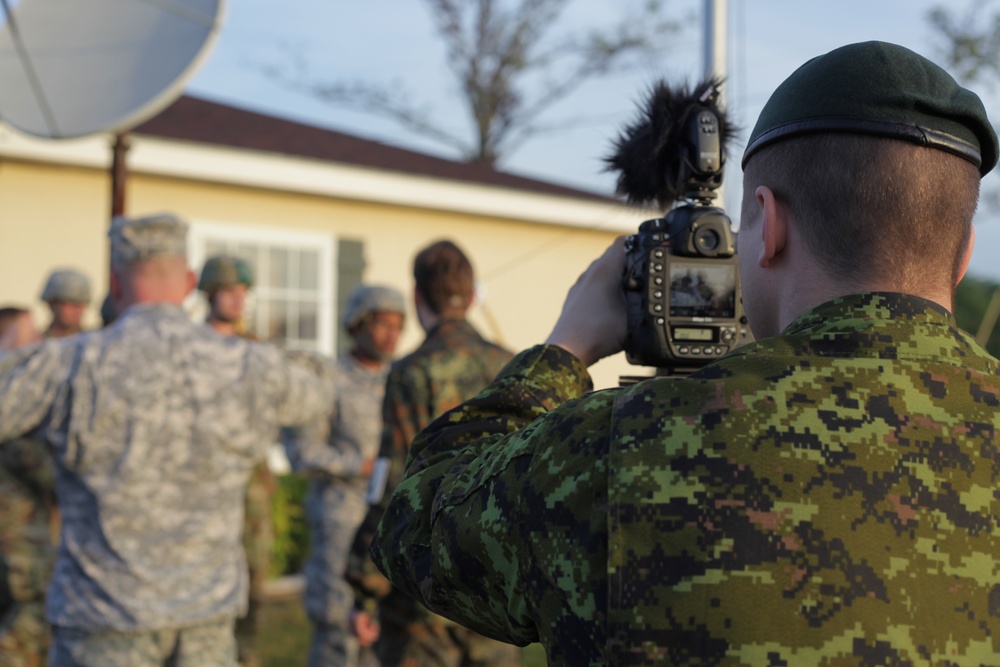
[607,78,749,374]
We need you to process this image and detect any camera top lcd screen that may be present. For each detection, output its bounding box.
[668,261,737,318]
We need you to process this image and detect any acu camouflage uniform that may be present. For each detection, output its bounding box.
[0,214,335,667]
[199,254,275,667]
[350,317,520,666]
[0,437,57,667]
[372,294,1000,666]
[284,352,390,666]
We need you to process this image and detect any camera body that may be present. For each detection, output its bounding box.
[623,206,745,370]
[607,81,748,373]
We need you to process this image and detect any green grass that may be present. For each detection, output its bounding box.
[258,596,548,666]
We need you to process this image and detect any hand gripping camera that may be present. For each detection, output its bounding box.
[606,78,750,375]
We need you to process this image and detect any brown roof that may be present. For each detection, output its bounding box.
[132,95,612,203]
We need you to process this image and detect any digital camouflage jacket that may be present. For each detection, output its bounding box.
[372,293,1000,666]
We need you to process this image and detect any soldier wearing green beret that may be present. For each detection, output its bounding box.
[371,41,1000,664]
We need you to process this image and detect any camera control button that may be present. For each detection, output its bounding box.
[690,348,701,355]
[654,263,664,272]
[678,346,689,355]
[654,277,663,285]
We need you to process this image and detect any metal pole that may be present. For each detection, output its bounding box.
[703,0,728,205]
[703,0,728,87]
[110,132,131,219]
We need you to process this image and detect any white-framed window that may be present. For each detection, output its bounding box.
[187,221,337,355]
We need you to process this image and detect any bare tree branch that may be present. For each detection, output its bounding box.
[262,0,684,167]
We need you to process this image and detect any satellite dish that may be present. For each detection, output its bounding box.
[0,0,226,139]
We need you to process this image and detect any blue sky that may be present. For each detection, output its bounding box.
[180,1,1000,282]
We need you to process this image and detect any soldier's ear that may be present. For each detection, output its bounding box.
[756,185,787,269]
[955,225,975,286]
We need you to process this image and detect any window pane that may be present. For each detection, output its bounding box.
[205,240,227,258]
[263,299,288,341]
[298,301,318,341]
[236,243,259,279]
[299,250,319,290]
[269,248,289,288]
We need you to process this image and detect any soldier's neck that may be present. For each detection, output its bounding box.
[207,317,237,338]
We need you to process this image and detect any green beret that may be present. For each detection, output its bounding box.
[743,41,998,176]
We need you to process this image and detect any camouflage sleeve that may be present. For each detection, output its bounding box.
[0,341,74,442]
[370,344,608,646]
[281,416,366,478]
[261,347,336,428]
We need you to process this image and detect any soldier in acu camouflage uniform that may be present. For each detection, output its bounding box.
[38,269,91,339]
[198,255,275,667]
[0,213,334,667]
[283,284,406,667]
[350,240,520,667]
[370,42,1000,666]
[0,308,54,667]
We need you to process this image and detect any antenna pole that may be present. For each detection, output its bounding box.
[703,0,728,207]
[110,132,131,218]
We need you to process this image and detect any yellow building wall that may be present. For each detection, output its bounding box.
[0,159,651,389]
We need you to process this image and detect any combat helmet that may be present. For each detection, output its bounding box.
[343,284,406,331]
[198,255,254,294]
[40,269,92,304]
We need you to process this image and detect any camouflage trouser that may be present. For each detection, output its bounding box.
[375,619,521,667]
[0,600,48,667]
[236,461,275,667]
[49,619,236,667]
[304,484,368,667]
[0,478,56,667]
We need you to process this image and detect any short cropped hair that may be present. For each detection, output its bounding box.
[0,307,29,339]
[742,134,980,290]
[413,240,474,315]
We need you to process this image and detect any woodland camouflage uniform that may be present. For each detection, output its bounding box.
[350,317,519,666]
[0,437,56,667]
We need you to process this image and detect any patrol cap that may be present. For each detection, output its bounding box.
[108,213,188,268]
[343,284,406,330]
[198,255,254,293]
[742,41,999,176]
[40,268,92,304]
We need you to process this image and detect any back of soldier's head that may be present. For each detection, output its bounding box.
[741,40,996,290]
[413,240,475,316]
[0,307,28,338]
[108,213,193,306]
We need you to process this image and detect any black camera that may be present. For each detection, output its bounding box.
[607,79,749,374]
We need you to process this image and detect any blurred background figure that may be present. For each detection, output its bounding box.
[200,255,253,338]
[284,284,406,667]
[38,269,91,339]
[199,254,273,667]
[0,307,56,666]
[0,213,334,667]
[348,240,520,667]
[0,307,41,351]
